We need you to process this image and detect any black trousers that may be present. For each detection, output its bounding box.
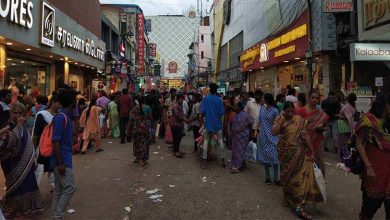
[171,126,184,153]
[119,117,129,143]
[192,125,201,151]
[360,191,390,219]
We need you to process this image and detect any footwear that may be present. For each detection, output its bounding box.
[274,180,281,186]
[96,149,104,153]
[265,179,272,185]
[133,159,140,164]
[295,207,312,220]
[139,161,146,166]
[230,168,240,174]
[201,159,207,169]
[81,151,86,155]
[220,158,226,168]
[174,152,183,158]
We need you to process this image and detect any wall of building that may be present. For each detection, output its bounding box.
[48,0,101,37]
[196,26,212,72]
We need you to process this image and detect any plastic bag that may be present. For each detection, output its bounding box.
[245,141,257,162]
[35,164,44,186]
[155,123,161,138]
[313,163,327,202]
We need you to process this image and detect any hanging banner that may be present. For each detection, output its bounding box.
[137,13,145,75]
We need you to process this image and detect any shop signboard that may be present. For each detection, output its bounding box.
[168,79,182,88]
[40,2,55,47]
[363,0,390,31]
[149,43,157,57]
[375,77,383,87]
[323,0,353,13]
[137,13,145,75]
[350,43,390,61]
[240,11,309,72]
[0,0,34,29]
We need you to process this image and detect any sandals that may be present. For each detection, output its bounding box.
[230,168,240,174]
[174,152,183,158]
[296,207,313,220]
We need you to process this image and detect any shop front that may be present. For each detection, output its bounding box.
[0,0,105,96]
[217,67,243,91]
[241,11,327,96]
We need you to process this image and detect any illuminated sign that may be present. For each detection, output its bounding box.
[363,0,390,31]
[267,24,307,50]
[40,2,55,47]
[137,13,145,75]
[323,0,353,12]
[274,45,296,57]
[0,0,34,29]
[259,43,269,62]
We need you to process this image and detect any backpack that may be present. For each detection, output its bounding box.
[39,112,68,157]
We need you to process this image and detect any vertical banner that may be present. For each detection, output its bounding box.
[137,13,145,75]
[149,43,157,57]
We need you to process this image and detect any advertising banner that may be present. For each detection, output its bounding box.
[137,13,145,75]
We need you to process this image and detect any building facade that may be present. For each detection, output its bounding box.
[0,0,105,95]
[146,7,200,90]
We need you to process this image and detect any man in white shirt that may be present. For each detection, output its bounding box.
[285,88,298,104]
[244,90,264,133]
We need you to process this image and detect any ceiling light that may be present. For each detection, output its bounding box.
[6,42,12,45]
[81,64,85,67]
[68,60,72,63]
[50,55,53,58]
[20,61,25,63]
[12,63,16,66]
[6,58,11,61]
[260,67,264,69]
[75,62,78,65]
[60,58,64,61]
[26,48,31,51]
[284,60,289,63]
[295,57,300,60]
[64,57,69,61]
[86,66,90,68]
[300,60,305,63]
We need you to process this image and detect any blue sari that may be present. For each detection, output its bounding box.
[0,125,43,217]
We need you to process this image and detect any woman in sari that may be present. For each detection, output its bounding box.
[272,101,323,220]
[79,98,104,154]
[230,102,253,173]
[223,91,236,149]
[338,93,357,163]
[296,91,328,175]
[130,96,152,166]
[355,93,390,220]
[164,89,176,144]
[1,103,44,218]
[108,92,120,138]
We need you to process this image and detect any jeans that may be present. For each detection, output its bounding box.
[360,191,390,219]
[202,129,225,160]
[172,126,184,153]
[119,117,129,143]
[324,120,339,151]
[264,164,280,181]
[52,167,75,220]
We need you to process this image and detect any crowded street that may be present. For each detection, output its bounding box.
[1,0,390,219]
[0,136,384,220]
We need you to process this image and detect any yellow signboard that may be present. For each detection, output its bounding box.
[168,79,182,88]
[274,45,296,57]
[267,24,307,51]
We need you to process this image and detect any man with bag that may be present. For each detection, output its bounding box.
[51,87,77,220]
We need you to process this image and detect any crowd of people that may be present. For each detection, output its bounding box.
[0,81,388,220]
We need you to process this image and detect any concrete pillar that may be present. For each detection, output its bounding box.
[0,44,6,89]
[49,63,56,93]
[64,61,69,84]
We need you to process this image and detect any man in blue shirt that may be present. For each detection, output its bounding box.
[200,83,225,169]
[51,87,77,220]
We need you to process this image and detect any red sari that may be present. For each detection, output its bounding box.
[296,106,329,175]
[355,113,390,200]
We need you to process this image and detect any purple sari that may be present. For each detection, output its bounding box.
[230,111,253,169]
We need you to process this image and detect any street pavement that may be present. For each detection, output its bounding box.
[0,133,386,220]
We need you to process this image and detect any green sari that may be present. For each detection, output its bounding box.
[108,101,120,138]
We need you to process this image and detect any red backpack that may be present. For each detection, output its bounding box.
[39,112,68,157]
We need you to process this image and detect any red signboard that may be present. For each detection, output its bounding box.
[149,43,157,57]
[240,11,309,72]
[137,13,145,75]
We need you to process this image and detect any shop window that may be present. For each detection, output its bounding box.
[5,58,48,96]
[201,51,204,59]
[201,35,204,43]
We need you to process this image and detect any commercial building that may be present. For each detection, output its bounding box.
[100,4,152,93]
[146,7,200,90]
[188,17,212,88]
[0,0,105,95]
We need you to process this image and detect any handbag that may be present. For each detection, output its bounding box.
[313,163,327,202]
[337,119,350,134]
[344,136,364,175]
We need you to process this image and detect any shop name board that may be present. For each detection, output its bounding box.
[40,1,55,47]
[149,43,156,57]
[323,0,353,12]
[267,24,307,51]
[350,43,390,61]
[0,0,34,29]
[56,26,105,61]
[364,0,390,31]
[137,13,145,75]
[274,45,295,58]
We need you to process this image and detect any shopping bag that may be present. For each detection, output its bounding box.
[245,141,257,162]
[337,119,350,134]
[35,164,44,186]
[313,163,327,202]
[155,123,161,138]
